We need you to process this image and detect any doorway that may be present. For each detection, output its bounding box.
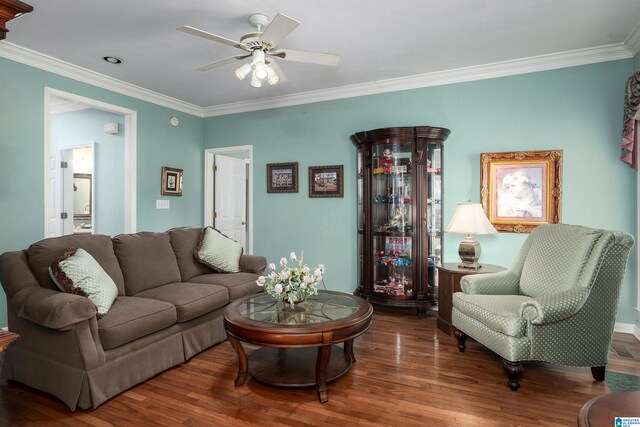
[59,144,95,235]
[204,146,253,254]
[44,88,137,238]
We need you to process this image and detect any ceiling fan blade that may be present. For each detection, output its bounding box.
[258,13,299,48]
[266,59,287,84]
[272,49,340,66]
[194,54,250,72]
[177,26,249,51]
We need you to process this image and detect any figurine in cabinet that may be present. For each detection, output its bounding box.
[388,206,407,231]
[380,148,394,166]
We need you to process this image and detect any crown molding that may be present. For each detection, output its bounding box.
[625,24,640,57]
[0,39,633,119]
[0,42,203,117]
[203,43,632,117]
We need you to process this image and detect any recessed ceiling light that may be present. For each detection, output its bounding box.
[103,56,122,64]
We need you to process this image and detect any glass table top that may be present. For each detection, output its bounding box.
[237,292,361,325]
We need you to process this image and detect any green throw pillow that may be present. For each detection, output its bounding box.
[49,247,118,318]
[194,227,243,273]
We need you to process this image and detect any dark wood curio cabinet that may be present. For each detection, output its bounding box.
[350,126,451,316]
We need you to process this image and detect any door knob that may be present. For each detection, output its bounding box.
[242,221,246,225]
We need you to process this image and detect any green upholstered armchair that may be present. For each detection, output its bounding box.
[452,224,634,390]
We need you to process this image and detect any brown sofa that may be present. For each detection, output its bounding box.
[0,227,266,410]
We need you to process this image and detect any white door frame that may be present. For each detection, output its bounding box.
[44,87,137,237]
[204,146,253,254]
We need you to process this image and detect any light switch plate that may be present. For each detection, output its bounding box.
[156,200,170,209]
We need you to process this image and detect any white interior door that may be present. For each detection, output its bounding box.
[214,154,247,248]
[60,148,74,235]
[48,153,62,237]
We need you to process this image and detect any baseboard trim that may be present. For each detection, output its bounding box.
[614,322,636,334]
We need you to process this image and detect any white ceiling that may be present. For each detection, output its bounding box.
[5,0,640,113]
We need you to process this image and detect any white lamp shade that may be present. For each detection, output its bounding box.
[249,72,262,88]
[254,62,268,80]
[445,202,497,235]
[234,63,252,80]
[266,66,279,85]
[251,49,265,64]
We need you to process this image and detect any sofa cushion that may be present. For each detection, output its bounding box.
[134,282,229,323]
[189,272,262,301]
[452,292,532,338]
[519,225,602,298]
[98,296,177,350]
[112,232,181,295]
[49,247,118,317]
[194,227,243,273]
[168,227,213,281]
[27,234,125,294]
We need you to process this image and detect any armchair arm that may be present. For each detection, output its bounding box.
[519,286,590,325]
[11,287,97,331]
[461,270,520,295]
[239,254,267,274]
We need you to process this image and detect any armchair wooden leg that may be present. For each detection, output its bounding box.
[591,366,606,382]
[454,330,467,352]
[503,361,524,391]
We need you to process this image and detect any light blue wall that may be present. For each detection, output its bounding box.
[1,54,637,326]
[0,57,204,326]
[51,108,125,236]
[204,60,638,323]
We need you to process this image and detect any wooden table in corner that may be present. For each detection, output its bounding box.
[0,332,19,352]
[437,263,505,335]
[223,290,373,403]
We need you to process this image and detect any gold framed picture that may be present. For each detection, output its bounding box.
[480,150,562,233]
[267,162,298,193]
[161,166,183,196]
[308,165,344,198]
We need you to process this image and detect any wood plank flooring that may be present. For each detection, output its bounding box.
[0,307,638,426]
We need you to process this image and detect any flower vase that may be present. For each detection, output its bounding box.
[278,297,307,323]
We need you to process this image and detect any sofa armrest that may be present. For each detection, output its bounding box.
[11,287,97,330]
[239,255,267,274]
[520,286,590,325]
[461,270,520,295]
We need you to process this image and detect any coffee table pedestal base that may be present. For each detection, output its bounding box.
[247,345,352,403]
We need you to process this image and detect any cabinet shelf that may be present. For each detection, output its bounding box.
[351,126,450,315]
[372,231,413,237]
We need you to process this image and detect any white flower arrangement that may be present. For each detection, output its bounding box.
[256,251,324,307]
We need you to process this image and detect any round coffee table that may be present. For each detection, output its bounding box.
[223,290,373,403]
[577,391,640,426]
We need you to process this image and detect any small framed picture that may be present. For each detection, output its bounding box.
[481,150,562,233]
[161,166,183,196]
[309,165,344,198]
[267,162,298,193]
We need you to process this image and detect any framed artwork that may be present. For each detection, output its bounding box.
[267,162,298,193]
[161,166,183,196]
[309,165,344,198]
[480,150,562,233]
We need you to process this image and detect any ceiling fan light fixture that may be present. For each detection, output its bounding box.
[266,66,280,85]
[250,72,262,88]
[251,49,265,65]
[254,62,268,80]
[234,63,252,80]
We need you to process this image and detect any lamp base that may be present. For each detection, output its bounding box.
[458,235,482,270]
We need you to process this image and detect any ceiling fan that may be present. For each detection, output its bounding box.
[177,13,340,88]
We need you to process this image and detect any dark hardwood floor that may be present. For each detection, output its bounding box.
[0,307,638,426]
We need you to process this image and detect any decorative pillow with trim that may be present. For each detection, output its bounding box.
[194,227,243,273]
[48,247,118,318]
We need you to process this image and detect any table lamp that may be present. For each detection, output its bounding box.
[445,201,498,270]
